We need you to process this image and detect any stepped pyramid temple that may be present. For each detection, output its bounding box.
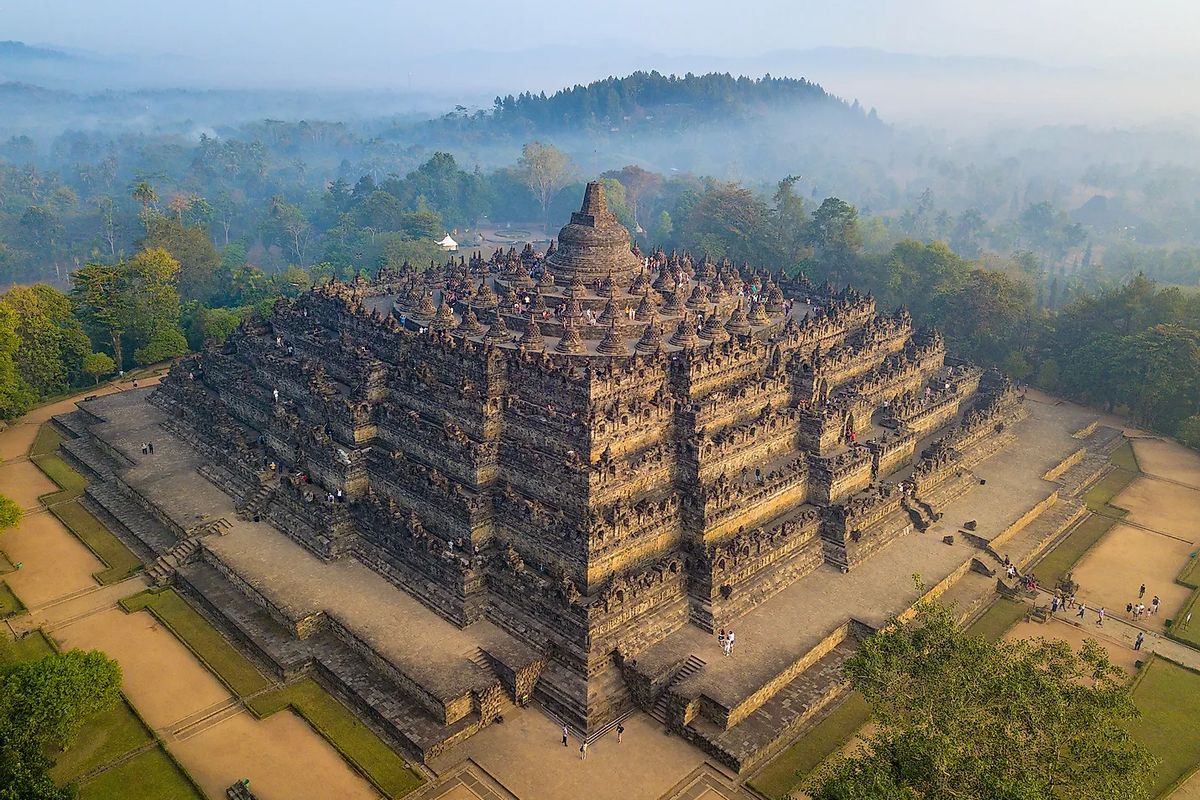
[55,182,1122,776]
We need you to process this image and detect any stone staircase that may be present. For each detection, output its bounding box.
[901,495,940,533]
[61,436,123,481]
[146,537,203,586]
[649,655,706,725]
[237,483,275,521]
[84,481,179,555]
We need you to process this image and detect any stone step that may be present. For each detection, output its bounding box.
[85,481,179,555]
[52,411,91,439]
[682,639,856,774]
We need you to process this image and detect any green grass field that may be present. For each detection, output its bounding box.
[748,692,870,800]
[120,588,270,697]
[49,696,154,784]
[32,452,89,504]
[50,499,142,584]
[0,628,54,666]
[0,579,25,617]
[249,678,425,798]
[1033,515,1118,588]
[1082,467,1136,515]
[1129,657,1200,798]
[78,746,204,800]
[964,597,1029,641]
[29,423,64,458]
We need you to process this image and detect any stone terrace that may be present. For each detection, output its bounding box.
[70,388,544,759]
[626,391,1099,770]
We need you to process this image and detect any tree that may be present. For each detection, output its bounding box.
[0,285,94,397]
[142,214,221,303]
[809,599,1154,800]
[70,263,128,372]
[0,649,121,799]
[0,494,21,530]
[517,142,574,231]
[71,248,182,372]
[0,303,34,420]
[609,165,661,229]
[82,352,115,385]
[130,180,158,211]
[133,326,189,366]
[806,198,863,285]
[1178,415,1200,451]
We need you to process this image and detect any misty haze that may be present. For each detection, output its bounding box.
[0,3,1198,800]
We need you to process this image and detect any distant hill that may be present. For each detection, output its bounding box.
[436,71,874,135]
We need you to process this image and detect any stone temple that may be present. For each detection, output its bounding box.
[59,182,1051,774]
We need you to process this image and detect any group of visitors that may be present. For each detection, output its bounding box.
[139,441,155,455]
[717,628,736,656]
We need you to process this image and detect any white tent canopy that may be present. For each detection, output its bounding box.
[436,235,458,251]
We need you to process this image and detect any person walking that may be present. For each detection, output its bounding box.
[1076,603,1087,620]
[1140,583,1146,599]
[579,740,588,760]
[562,725,569,748]
[727,630,736,656]
[1134,631,1145,651]
[717,629,726,655]
[147,441,154,454]
[616,723,624,744]
[1097,607,1106,626]
[1152,596,1161,615]
[1051,596,1060,614]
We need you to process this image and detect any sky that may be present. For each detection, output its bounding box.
[3,0,1197,126]
[5,0,1197,71]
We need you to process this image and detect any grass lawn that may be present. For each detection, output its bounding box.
[30,423,64,458]
[1082,467,1136,514]
[1033,515,1118,588]
[0,579,25,617]
[748,692,870,800]
[1110,440,1140,472]
[1128,657,1200,798]
[965,597,1028,641]
[78,746,203,800]
[50,499,142,584]
[249,678,425,798]
[0,628,55,666]
[121,588,270,697]
[50,696,153,784]
[33,453,90,503]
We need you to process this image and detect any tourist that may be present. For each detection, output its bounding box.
[1051,596,1060,614]
[1127,602,1134,615]
[1097,607,1106,626]
[1134,632,1145,651]
[1136,602,1146,618]
[727,630,736,656]
[148,442,154,454]
[336,489,344,503]
[718,629,726,654]
[580,740,588,760]
[617,723,624,743]
[1151,596,1160,615]
[1076,604,1086,620]
[141,442,148,455]
[1140,583,1147,599]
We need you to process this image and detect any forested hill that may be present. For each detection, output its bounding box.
[441,72,877,134]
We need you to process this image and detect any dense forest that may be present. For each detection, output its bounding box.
[0,71,1198,447]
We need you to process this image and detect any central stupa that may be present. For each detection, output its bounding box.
[543,181,644,284]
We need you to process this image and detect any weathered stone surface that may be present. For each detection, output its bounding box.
[78,184,1036,766]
